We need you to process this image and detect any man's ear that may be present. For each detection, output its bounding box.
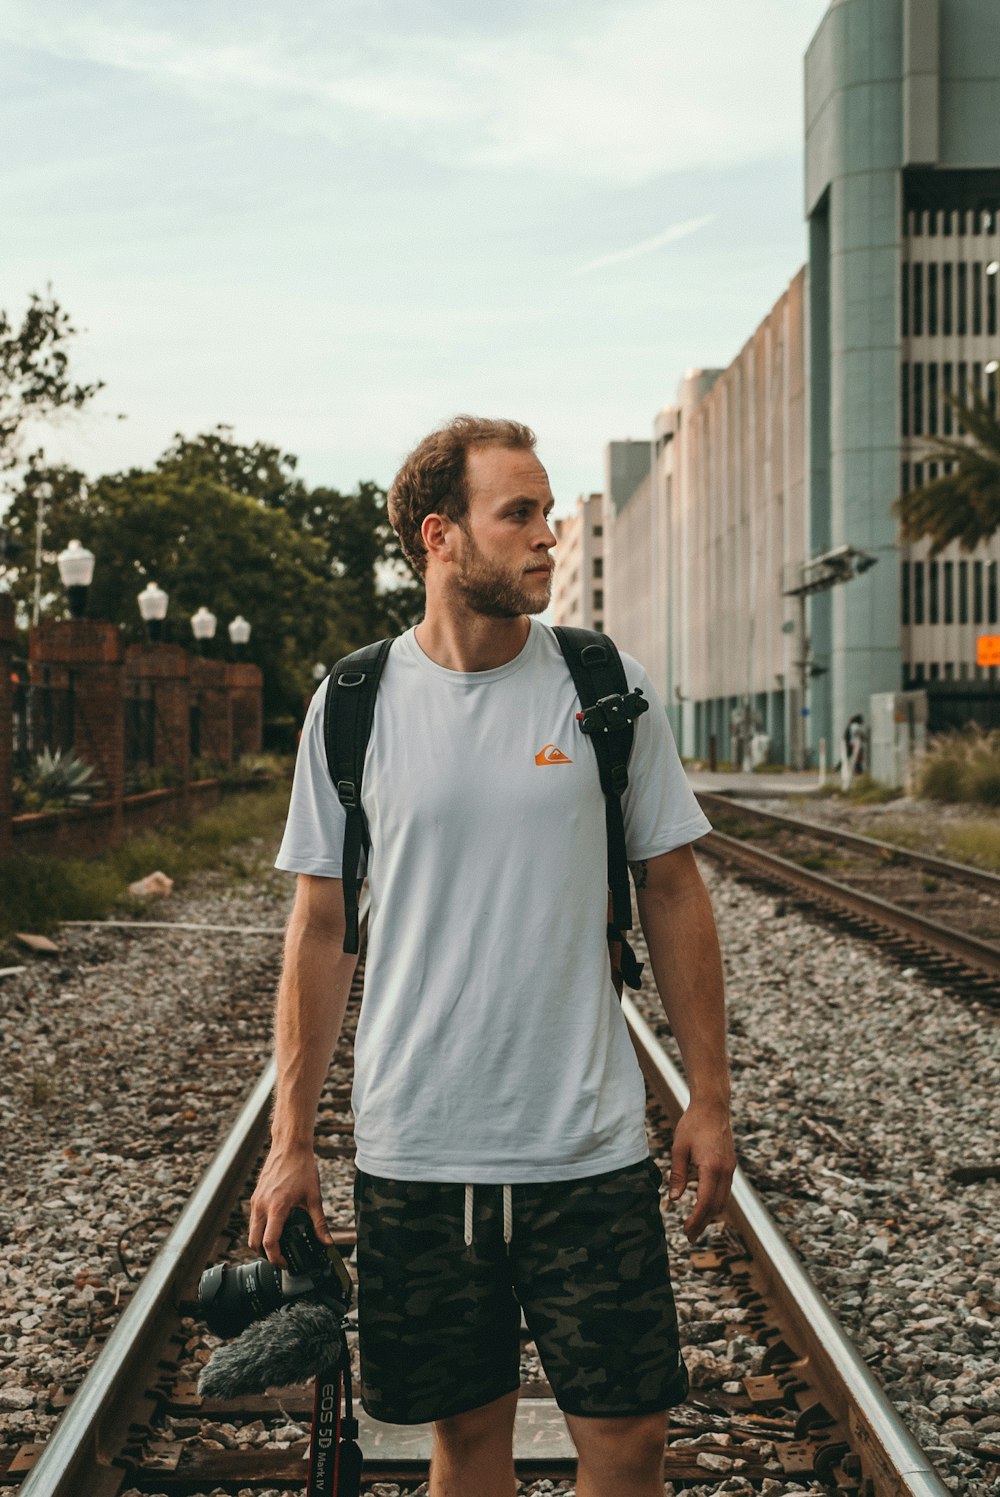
[421,512,456,565]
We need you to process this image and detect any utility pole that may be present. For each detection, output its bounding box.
[31,482,53,628]
[783,544,878,772]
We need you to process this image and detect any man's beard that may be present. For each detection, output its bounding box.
[450,531,551,619]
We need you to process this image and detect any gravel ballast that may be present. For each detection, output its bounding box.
[2,827,997,1495]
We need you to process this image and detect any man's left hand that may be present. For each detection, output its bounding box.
[667,1101,736,1243]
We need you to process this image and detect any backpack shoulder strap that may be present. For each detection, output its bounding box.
[322,637,394,954]
[552,626,648,992]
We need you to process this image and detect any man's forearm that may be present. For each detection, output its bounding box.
[635,880,730,1110]
[271,918,359,1150]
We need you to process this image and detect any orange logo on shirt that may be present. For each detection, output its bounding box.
[534,743,573,765]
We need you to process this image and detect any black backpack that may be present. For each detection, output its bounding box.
[321,625,649,997]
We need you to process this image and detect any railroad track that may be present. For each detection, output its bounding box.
[695,792,1000,998]
[8,917,950,1496]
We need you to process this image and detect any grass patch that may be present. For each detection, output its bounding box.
[0,781,291,950]
[941,822,1000,872]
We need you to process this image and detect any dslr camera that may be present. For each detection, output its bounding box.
[198,1207,353,1339]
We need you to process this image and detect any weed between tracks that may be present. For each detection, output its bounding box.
[0,780,292,950]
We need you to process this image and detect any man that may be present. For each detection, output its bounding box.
[250,415,735,1497]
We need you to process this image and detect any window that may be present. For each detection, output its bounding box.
[914,462,924,489]
[901,561,910,625]
[593,589,603,611]
[912,262,923,335]
[958,263,968,335]
[942,262,953,334]
[943,362,954,434]
[901,460,911,493]
[959,560,968,625]
[973,263,983,335]
[592,525,602,537]
[902,262,910,336]
[989,265,998,336]
[593,557,603,579]
[942,210,952,237]
[929,662,940,681]
[957,362,968,433]
[913,362,924,435]
[928,263,938,334]
[990,562,998,625]
[974,561,984,624]
[929,560,939,624]
[928,363,938,434]
[943,662,954,680]
[914,662,926,682]
[593,617,603,630]
[943,560,954,624]
[914,561,924,624]
[901,363,910,437]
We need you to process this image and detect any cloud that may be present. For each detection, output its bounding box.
[0,0,828,184]
[576,215,716,275]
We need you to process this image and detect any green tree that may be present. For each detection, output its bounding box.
[155,425,424,651]
[895,372,1000,553]
[0,290,103,476]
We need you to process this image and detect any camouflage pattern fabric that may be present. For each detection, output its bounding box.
[354,1156,689,1424]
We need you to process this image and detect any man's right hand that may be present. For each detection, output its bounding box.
[248,1144,335,1267]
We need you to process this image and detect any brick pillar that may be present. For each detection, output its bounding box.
[124,643,191,788]
[0,596,15,856]
[189,656,233,770]
[224,661,264,760]
[29,620,125,838]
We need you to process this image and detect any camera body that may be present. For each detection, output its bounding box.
[198,1208,353,1340]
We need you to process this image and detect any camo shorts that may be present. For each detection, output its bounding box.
[353,1156,689,1424]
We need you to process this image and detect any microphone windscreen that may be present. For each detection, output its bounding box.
[198,1300,344,1399]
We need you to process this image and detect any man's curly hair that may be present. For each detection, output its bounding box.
[387,415,537,578]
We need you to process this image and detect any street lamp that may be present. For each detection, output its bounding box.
[57,539,95,619]
[228,615,251,658]
[783,544,878,770]
[137,581,169,642]
[191,606,217,656]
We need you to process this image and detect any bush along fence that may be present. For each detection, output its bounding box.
[1,594,266,860]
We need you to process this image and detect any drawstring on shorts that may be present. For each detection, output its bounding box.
[463,1184,513,1252]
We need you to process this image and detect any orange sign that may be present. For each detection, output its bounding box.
[977,635,1000,667]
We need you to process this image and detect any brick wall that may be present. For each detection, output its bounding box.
[29,620,126,841]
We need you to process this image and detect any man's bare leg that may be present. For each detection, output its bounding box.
[429,1388,520,1497]
[565,1409,667,1497]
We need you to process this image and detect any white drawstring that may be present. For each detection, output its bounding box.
[462,1184,513,1250]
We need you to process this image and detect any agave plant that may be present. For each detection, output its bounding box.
[26,747,104,806]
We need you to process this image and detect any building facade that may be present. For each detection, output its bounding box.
[551,494,605,631]
[601,0,1000,764]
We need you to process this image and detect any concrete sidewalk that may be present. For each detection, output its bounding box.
[685,768,828,799]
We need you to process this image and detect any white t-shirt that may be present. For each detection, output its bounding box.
[275,618,711,1183]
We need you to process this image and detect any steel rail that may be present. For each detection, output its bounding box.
[17,1062,276,1497]
[17,893,369,1497]
[623,996,951,1497]
[699,829,1000,979]
[696,790,1000,896]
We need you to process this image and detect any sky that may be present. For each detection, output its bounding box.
[2,0,832,516]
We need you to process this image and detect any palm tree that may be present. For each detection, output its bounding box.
[895,371,1000,555]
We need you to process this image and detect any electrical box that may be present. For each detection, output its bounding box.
[870,691,928,789]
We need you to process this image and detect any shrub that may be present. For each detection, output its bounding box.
[913,725,1000,804]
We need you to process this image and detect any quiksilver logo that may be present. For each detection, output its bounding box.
[534,744,573,765]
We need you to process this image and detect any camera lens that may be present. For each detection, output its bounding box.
[198,1258,284,1339]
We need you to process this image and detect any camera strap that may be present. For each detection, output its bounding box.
[306,1324,362,1497]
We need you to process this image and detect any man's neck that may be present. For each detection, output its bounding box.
[414,612,531,673]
